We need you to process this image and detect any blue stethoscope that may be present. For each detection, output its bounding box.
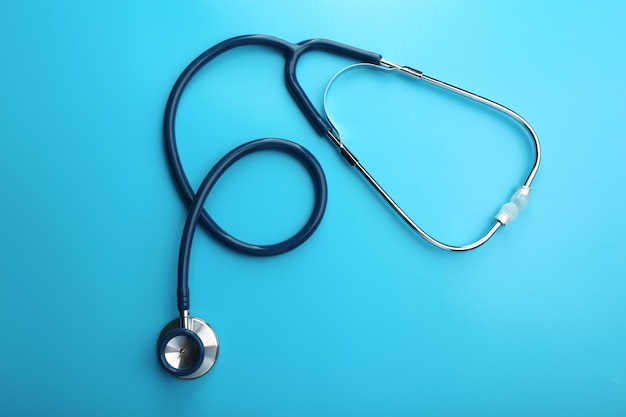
[157,34,541,379]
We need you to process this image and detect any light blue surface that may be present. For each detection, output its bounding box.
[1,1,626,415]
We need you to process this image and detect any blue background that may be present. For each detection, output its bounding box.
[1,1,625,416]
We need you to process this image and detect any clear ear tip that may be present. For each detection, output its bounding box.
[496,186,531,225]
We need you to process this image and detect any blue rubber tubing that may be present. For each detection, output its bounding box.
[164,36,331,312]
[175,138,327,311]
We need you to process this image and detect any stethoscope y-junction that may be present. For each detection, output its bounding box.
[157,34,541,379]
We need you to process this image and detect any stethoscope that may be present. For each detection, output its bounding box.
[157,34,541,379]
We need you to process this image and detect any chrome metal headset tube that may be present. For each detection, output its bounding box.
[324,59,541,251]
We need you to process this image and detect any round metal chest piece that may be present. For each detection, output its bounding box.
[157,316,219,379]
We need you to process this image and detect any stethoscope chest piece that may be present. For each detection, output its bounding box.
[157,316,219,379]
